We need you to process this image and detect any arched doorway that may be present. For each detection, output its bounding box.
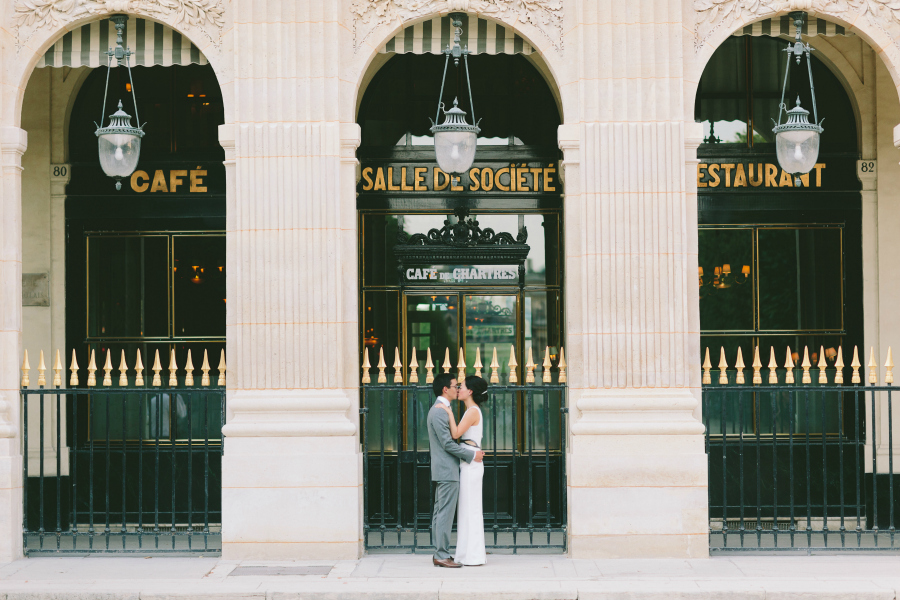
[356,49,567,553]
[20,21,226,551]
[696,32,864,551]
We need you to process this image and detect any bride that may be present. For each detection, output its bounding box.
[439,375,489,566]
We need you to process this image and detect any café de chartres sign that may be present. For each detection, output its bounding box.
[361,162,558,193]
[404,264,519,284]
[698,161,826,188]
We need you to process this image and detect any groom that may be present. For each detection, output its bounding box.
[428,372,484,568]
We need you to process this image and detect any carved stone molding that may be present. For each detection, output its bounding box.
[13,0,225,55]
[694,0,900,54]
[349,0,563,54]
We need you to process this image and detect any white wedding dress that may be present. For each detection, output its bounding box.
[454,406,486,565]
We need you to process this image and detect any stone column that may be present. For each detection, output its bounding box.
[561,0,708,558]
[0,126,27,561]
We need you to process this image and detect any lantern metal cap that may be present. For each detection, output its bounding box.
[773,96,823,135]
[95,100,145,138]
[430,98,481,134]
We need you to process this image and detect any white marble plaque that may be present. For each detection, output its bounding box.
[22,273,49,307]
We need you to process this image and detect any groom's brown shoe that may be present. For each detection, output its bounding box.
[433,558,462,568]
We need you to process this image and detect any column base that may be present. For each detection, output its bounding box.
[570,533,708,558]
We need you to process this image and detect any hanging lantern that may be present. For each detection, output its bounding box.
[772,11,823,187]
[94,15,145,190]
[430,14,480,175]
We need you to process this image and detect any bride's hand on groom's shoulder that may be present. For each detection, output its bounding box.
[438,404,453,416]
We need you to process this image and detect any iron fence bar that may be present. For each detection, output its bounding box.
[738,389,745,547]
[822,386,829,547]
[721,388,728,547]
[871,384,879,546]
[121,395,127,550]
[838,386,846,548]
[889,385,895,547]
[856,386,862,546]
[754,389,762,547]
[171,393,177,550]
[71,390,78,550]
[412,386,419,551]
[22,388,28,552]
[561,391,568,553]
[39,385,45,550]
[771,389,778,548]
[492,385,498,547]
[187,392,193,550]
[154,392,161,549]
[138,391,145,550]
[789,388,795,548]
[204,393,210,550]
[379,387,385,547]
[105,391,111,550]
[89,393,95,550]
[805,388,811,548]
[512,386,518,549]
[56,387,62,551]
[361,390,369,550]
[544,387,551,546]
[396,388,402,547]
[527,387,534,548]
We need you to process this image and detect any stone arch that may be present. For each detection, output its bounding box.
[7,7,231,129]
[343,11,571,129]
[685,5,900,125]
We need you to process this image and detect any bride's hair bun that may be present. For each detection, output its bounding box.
[464,375,490,406]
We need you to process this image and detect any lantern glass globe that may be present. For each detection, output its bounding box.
[434,129,477,175]
[98,132,142,178]
[775,128,820,175]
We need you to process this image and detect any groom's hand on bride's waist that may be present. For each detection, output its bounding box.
[473,451,485,462]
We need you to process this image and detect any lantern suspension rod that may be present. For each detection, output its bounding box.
[806,41,819,125]
[98,15,141,130]
[435,52,451,127]
[464,53,475,126]
[776,47,791,128]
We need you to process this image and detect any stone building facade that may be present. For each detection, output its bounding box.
[1,0,899,561]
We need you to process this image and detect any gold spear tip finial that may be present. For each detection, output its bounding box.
[508,344,518,366]
[702,347,711,370]
[70,349,79,371]
[752,346,762,369]
[394,346,402,369]
[836,346,844,368]
[152,349,161,371]
[54,349,62,371]
[474,347,483,369]
[818,345,827,368]
[852,346,861,368]
[38,349,46,372]
[735,347,745,369]
[543,346,551,368]
[768,346,777,369]
[201,349,209,371]
[801,346,811,368]
[22,349,30,372]
[377,346,386,368]
[717,347,728,370]
[887,346,894,368]
[869,346,877,368]
[785,346,794,369]
[411,346,418,367]
[425,347,434,368]
[185,349,194,371]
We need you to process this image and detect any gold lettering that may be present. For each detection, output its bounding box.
[387,167,401,191]
[170,170,187,193]
[362,167,374,191]
[469,168,481,191]
[779,169,793,187]
[748,164,763,187]
[450,175,464,191]
[733,164,747,187]
[510,164,518,192]
[434,168,449,191]
[697,164,708,188]
[414,167,427,191]
[400,167,414,191]
[814,163,825,187]
[150,170,168,193]
[481,168,494,191]
[374,168,386,191]
[190,168,207,192]
[529,167,542,190]
[131,170,149,193]
[798,172,810,187]
[543,166,556,192]
[517,165,529,191]
[722,164,735,187]
[765,164,778,187]
[495,168,510,191]
[708,165,720,187]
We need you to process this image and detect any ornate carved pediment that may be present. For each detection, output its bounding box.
[13,0,225,54]
[694,0,900,54]
[349,0,563,54]
[394,209,530,266]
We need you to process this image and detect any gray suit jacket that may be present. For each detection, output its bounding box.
[427,401,474,481]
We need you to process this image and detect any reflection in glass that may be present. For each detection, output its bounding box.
[698,229,754,331]
[174,236,226,337]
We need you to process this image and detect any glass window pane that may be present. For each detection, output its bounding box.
[363,291,400,452]
[758,228,843,331]
[173,235,226,337]
[696,37,748,146]
[88,236,169,338]
[699,229,754,331]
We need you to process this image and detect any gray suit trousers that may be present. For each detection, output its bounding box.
[432,480,460,560]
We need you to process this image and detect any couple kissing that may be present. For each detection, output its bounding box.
[427,372,490,568]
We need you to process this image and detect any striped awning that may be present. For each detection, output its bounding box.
[733,17,849,37]
[37,18,208,68]
[380,15,533,55]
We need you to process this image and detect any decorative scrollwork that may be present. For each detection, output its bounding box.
[349,0,563,53]
[397,209,528,248]
[13,0,225,53]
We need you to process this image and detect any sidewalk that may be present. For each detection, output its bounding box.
[0,553,900,599]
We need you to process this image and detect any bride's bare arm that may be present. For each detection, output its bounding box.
[454,408,479,438]
[440,405,460,438]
